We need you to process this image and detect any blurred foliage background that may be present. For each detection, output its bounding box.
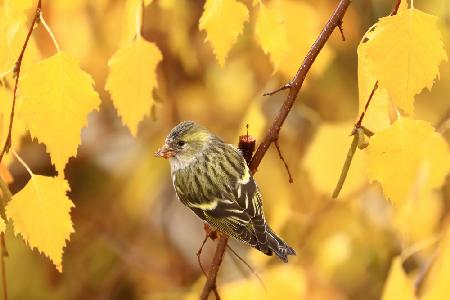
[1,0,450,299]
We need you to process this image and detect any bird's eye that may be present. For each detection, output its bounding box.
[177,140,185,147]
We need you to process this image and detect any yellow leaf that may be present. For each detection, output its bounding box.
[17,52,101,175]
[367,118,450,205]
[364,8,448,115]
[6,175,74,272]
[254,2,290,70]
[381,257,416,300]
[303,123,368,198]
[357,31,392,132]
[277,0,333,78]
[199,0,249,66]
[422,228,450,300]
[106,37,162,136]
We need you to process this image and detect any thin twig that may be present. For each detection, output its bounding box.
[337,20,346,41]
[274,140,293,183]
[355,81,378,129]
[226,245,267,293]
[0,0,42,163]
[196,234,209,277]
[391,0,403,16]
[250,0,351,174]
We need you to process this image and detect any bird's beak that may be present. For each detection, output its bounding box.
[154,144,175,159]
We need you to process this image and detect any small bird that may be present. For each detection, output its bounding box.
[155,121,295,262]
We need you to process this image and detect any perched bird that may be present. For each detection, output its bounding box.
[155,121,295,262]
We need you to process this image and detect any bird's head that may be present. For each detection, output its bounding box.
[155,121,212,162]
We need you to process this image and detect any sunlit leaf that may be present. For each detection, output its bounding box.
[6,175,74,272]
[17,52,101,175]
[199,0,249,66]
[255,2,290,70]
[106,37,162,136]
[364,8,448,115]
[367,118,450,205]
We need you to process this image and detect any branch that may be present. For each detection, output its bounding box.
[0,0,42,163]
[199,2,352,298]
[249,0,351,173]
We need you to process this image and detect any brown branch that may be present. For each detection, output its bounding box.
[200,2,352,298]
[250,0,351,174]
[390,0,403,16]
[0,0,42,163]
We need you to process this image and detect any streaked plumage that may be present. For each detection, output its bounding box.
[155,121,295,262]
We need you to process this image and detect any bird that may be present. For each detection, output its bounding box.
[155,120,296,262]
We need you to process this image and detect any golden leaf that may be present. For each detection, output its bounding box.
[367,118,450,205]
[364,8,447,115]
[6,175,74,272]
[106,37,162,136]
[199,0,249,66]
[17,52,101,175]
[254,2,290,70]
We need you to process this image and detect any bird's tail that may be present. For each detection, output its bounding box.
[266,226,296,263]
